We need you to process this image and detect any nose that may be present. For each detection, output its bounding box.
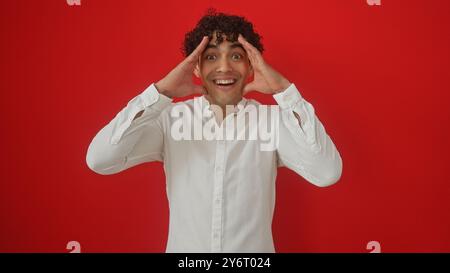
[215,57,233,73]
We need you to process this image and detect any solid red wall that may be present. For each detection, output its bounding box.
[1,0,449,252]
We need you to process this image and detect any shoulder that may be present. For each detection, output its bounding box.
[159,96,200,117]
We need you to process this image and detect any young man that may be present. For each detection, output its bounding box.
[86,10,342,253]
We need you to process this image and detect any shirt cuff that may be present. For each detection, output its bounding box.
[140,83,173,111]
[273,83,303,109]
[110,83,172,144]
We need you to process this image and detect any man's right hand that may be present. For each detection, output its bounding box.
[155,36,209,98]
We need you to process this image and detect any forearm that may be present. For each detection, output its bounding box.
[86,117,147,175]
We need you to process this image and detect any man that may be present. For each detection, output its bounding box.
[86,10,342,253]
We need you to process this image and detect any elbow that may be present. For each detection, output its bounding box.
[315,167,342,187]
[311,155,343,187]
[86,152,107,175]
[85,147,118,176]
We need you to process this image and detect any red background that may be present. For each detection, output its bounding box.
[1,0,449,253]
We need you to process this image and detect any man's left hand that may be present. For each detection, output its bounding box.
[238,34,291,95]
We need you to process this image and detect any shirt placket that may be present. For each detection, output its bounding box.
[211,138,225,252]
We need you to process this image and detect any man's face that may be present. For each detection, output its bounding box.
[194,33,253,107]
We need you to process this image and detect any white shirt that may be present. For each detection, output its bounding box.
[86,83,342,253]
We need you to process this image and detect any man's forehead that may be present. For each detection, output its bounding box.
[205,41,245,51]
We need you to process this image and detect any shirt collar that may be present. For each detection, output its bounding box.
[199,95,248,115]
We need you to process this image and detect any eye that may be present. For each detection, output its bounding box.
[231,53,242,61]
[205,54,216,61]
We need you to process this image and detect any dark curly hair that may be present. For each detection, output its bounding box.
[182,8,264,57]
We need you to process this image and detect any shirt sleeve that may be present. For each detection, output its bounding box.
[86,83,172,175]
[273,83,343,187]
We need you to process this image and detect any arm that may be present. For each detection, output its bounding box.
[86,36,211,175]
[274,84,343,187]
[86,83,172,175]
[237,34,342,187]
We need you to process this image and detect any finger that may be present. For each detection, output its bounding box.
[238,35,262,66]
[238,34,254,57]
[238,34,261,56]
[239,42,257,67]
[187,36,209,62]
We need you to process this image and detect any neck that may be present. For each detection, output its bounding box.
[204,95,243,120]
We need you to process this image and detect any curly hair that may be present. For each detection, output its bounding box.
[182,8,264,57]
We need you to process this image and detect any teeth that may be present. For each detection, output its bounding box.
[214,79,236,85]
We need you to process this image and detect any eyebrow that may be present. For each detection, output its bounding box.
[205,43,245,51]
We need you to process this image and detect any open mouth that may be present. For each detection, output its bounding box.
[212,78,238,90]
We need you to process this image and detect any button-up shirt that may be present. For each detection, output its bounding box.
[86,83,342,252]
